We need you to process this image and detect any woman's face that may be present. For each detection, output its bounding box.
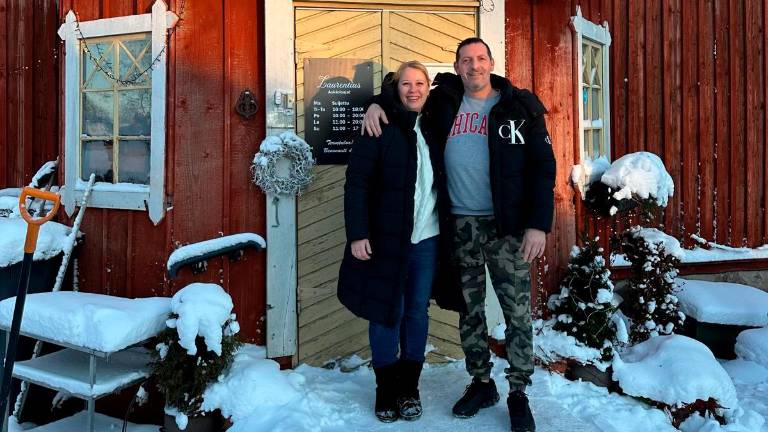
[398,67,429,112]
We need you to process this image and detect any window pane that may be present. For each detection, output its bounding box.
[593,129,601,156]
[82,92,114,136]
[118,140,150,185]
[582,87,589,120]
[119,90,151,136]
[584,130,592,158]
[592,47,602,86]
[592,88,601,120]
[582,44,590,84]
[82,42,114,90]
[81,140,114,182]
[119,38,152,85]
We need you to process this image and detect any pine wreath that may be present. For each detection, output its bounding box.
[251,132,315,195]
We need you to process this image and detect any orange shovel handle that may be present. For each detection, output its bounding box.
[18,187,61,253]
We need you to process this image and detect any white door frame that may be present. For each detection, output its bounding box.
[263,0,505,360]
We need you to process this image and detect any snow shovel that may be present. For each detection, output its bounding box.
[0,187,61,426]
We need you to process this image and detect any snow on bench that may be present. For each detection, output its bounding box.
[735,327,768,369]
[676,279,768,326]
[613,335,737,409]
[0,292,170,353]
[0,218,71,267]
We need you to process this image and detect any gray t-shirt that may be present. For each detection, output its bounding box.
[444,91,500,215]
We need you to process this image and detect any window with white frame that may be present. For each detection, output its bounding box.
[57,1,177,224]
[571,6,611,163]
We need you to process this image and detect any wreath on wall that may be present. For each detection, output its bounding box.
[251,132,315,196]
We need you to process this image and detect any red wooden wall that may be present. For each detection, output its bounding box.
[53,0,268,344]
[0,0,60,187]
[506,0,768,310]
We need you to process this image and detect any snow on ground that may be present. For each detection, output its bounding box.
[600,152,674,206]
[166,233,266,272]
[676,279,768,326]
[735,327,768,368]
[0,292,170,352]
[167,283,237,356]
[612,335,737,409]
[0,218,71,267]
[196,343,767,432]
[531,319,609,371]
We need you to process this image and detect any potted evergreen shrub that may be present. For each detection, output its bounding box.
[150,283,242,431]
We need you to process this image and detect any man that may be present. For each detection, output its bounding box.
[362,37,556,432]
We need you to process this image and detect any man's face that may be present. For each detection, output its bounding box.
[454,42,495,94]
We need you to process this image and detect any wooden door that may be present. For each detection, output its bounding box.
[295,4,476,365]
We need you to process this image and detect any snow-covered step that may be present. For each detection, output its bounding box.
[676,278,768,359]
[0,292,170,353]
[12,347,150,399]
[17,411,158,432]
[677,279,768,327]
[736,327,768,369]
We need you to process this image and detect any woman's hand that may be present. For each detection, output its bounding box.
[351,239,373,260]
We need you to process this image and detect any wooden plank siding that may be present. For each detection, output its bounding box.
[565,0,768,294]
[42,0,269,344]
[0,0,59,188]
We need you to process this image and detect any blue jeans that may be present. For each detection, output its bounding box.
[369,236,438,368]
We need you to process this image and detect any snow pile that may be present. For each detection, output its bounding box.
[676,279,768,326]
[0,196,20,218]
[600,152,674,206]
[0,218,71,266]
[166,233,266,272]
[613,335,737,409]
[721,359,768,385]
[631,227,685,260]
[0,292,170,352]
[203,345,345,432]
[533,319,609,371]
[571,156,611,196]
[167,283,236,355]
[735,327,768,368]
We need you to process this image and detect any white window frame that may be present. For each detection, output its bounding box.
[570,6,612,195]
[57,0,178,225]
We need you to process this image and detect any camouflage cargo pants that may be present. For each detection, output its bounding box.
[453,215,533,390]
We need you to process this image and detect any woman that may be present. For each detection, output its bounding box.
[337,61,438,423]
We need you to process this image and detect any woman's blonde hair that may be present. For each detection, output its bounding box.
[391,61,431,85]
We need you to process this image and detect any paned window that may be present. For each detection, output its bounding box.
[571,6,612,162]
[57,1,177,224]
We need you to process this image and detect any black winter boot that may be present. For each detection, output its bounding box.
[373,364,399,422]
[507,390,536,431]
[452,377,500,418]
[396,359,424,420]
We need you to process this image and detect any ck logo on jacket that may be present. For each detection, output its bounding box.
[498,119,526,145]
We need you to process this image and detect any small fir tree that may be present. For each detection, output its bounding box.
[548,236,617,361]
[150,313,242,417]
[619,227,685,343]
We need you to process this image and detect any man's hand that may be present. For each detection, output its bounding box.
[351,239,372,260]
[361,103,388,137]
[520,229,546,263]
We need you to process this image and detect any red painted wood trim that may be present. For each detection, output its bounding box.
[698,0,716,243]
[612,258,768,280]
[681,0,700,246]
[612,0,628,159]
[0,0,8,188]
[505,0,532,90]
[662,0,682,239]
[645,0,662,158]
[745,0,765,246]
[627,0,644,154]
[729,0,746,247]
[714,0,731,245]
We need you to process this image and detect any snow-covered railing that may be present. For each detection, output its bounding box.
[166,233,266,278]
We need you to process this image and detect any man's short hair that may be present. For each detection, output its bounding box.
[455,37,493,62]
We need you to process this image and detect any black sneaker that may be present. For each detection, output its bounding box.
[452,377,500,418]
[508,390,536,432]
